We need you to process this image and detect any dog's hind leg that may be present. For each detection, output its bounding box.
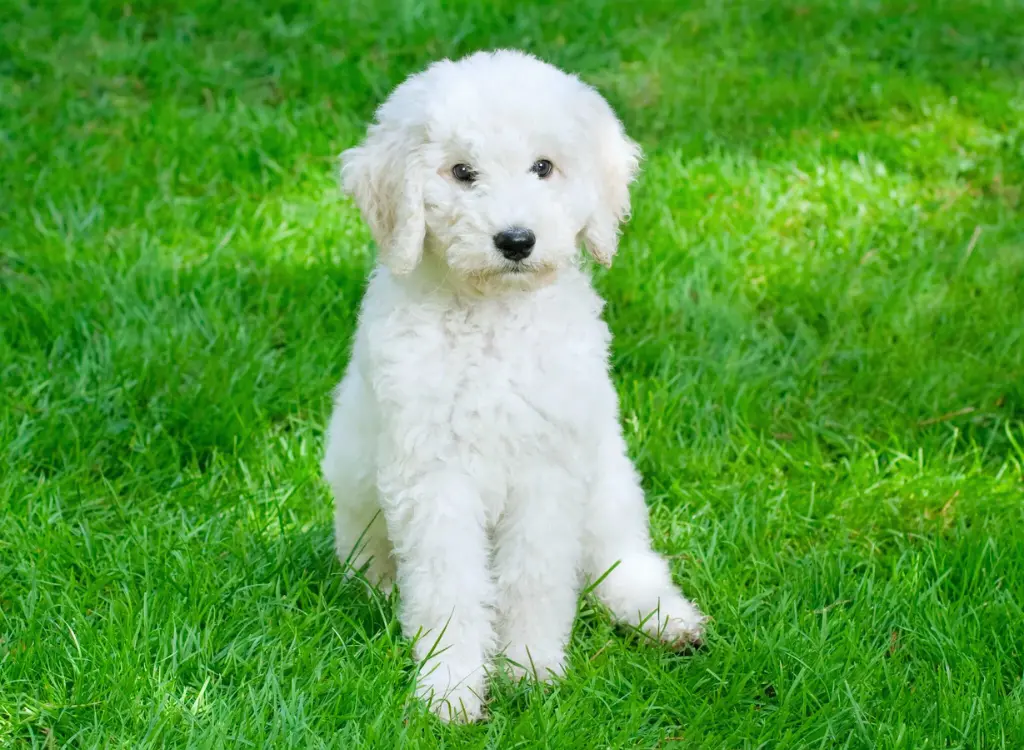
[322,371,395,594]
[581,430,706,649]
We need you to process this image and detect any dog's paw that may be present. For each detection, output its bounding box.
[415,667,486,724]
[501,644,567,683]
[343,553,396,598]
[419,683,485,723]
[640,595,707,650]
[367,570,395,598]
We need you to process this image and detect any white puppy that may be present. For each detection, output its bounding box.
[322,50,705,723]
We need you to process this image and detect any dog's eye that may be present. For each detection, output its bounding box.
[451,163,476,183]
[530,159,554,178]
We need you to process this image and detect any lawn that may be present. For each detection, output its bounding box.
[2,0,1023,746]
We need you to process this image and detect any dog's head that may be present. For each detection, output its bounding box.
[340,50,641,291]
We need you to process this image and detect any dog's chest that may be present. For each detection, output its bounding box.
[441,303,599,458]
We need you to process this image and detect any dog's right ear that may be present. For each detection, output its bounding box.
[340,124,425,276]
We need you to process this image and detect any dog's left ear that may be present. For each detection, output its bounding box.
[579,88,642,267]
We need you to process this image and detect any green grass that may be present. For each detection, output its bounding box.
[2,0,1024,746]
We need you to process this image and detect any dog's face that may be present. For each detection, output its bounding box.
[341,51,640,292]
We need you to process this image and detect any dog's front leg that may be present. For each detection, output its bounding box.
[493,466,583,682]
[380,469,495,723]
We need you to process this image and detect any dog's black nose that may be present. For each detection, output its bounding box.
[493,227,535,261]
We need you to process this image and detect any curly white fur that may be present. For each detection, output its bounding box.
[322,50,706,723]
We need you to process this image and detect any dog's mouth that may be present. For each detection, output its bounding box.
[464,260,558,293]
[497,259,551,276]
[450,244,563,290]
[500,262,558,290]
